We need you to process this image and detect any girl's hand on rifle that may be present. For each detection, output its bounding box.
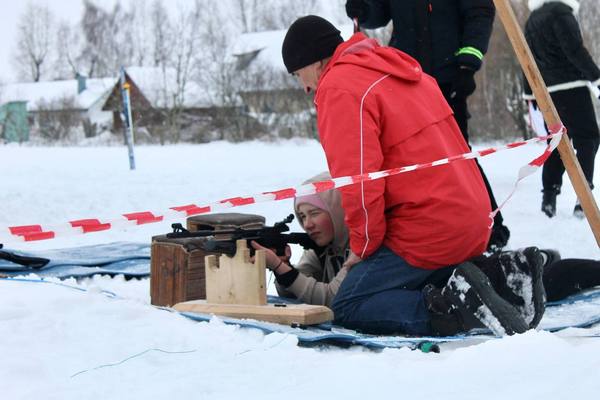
[250,241,292,275]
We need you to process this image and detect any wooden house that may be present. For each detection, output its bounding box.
[0,101,29,143]
[102,67,224,132]
[0,75,116,139]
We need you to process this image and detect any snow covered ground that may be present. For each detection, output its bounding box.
[1,140,600,399]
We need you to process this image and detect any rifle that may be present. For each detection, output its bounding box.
[166,214,322,257]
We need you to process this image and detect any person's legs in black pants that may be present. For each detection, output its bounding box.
[540,147,564,217]
[544,88,600,216]
[543,259,600,302]
[542,149,565,190]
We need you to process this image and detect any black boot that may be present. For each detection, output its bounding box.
[539,248,561,268]
[541,186,560,218]
[475,248,546,329]
[573,201,584,219]
[424,262,528,336]
[520,247,546,328]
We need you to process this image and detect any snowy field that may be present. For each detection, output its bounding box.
[1,139,600,399]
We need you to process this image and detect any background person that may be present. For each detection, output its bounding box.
[524,0,600,218]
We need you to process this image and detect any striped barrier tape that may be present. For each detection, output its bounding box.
[0,130,564,244]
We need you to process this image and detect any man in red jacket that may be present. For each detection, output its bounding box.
[282,15,529,336]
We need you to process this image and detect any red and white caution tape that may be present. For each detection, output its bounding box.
[489,125,564,223]
[0,131,564,244]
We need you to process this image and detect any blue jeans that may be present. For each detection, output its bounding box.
[331,246,436,335]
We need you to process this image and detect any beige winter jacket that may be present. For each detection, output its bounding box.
[275,172,350,307]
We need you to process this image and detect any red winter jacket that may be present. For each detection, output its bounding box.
[314,33,491,269]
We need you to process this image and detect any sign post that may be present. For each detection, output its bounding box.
[119,66,136,171]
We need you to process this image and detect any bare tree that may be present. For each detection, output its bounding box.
[233,0,322,33]
[151,0,172,67]
[580,0,600,59]
[80,0,108,77]
[579,0,600,117]
[128,0,152,67]
[150,0,203,144]
[79,0,134,77]
[106,4,135,73]
[467,0,530,141]
[55,21,83,79]
[36,96,79,141]
[270,0,320,29]
[13,2,55,82]
[235,0,259,33]
[196,7,247,141]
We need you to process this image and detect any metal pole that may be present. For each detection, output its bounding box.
[120,66,136,171]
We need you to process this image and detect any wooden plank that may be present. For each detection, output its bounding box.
[205,240,267,305]
[173,301,334,326]
[150,242,178,306]
[493,0,600,246]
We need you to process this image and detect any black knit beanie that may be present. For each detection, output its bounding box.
[282,15,344,74]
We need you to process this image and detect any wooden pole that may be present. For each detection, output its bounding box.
[493,0,600,246]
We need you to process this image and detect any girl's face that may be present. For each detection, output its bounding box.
[297,203,335,247]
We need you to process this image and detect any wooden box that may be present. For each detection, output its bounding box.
[150,213,265,307]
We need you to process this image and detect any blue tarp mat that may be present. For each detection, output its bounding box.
[0,242,151,278]
[2,243,599,351]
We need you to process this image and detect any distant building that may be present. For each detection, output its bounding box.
[0,101,28,143]
[230,29,309,115]
[0,75,116,140]
[102,66,227,132]
[229,25,353,137]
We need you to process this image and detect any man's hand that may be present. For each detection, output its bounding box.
[450,67,476,99]
[345,0,368,20]
[250,241,291,271]
[342,251,362,270]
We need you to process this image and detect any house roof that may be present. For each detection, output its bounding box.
[0,78,116,112]
[0,66,226,112]
[231,24,355,73]
[124,66,217,108]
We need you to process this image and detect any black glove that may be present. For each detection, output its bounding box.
[345,0,368,21]
[450,67,477,99]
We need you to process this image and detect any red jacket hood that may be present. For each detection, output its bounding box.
[319,33,422,89]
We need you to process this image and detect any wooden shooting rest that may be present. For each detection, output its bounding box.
[173,239,333,326]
